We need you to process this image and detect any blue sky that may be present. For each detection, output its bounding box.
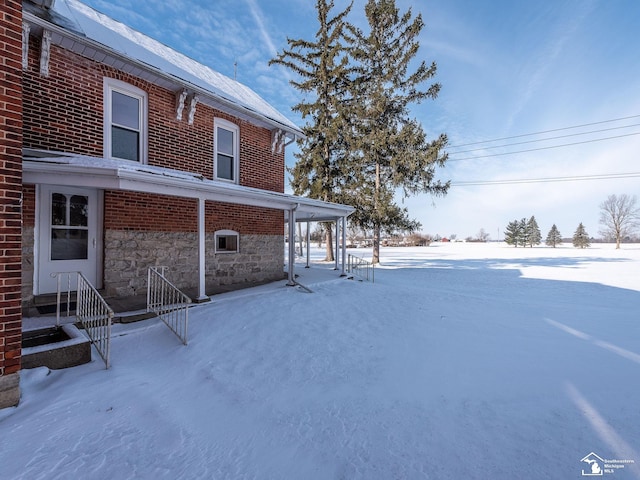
[81,0,640,240]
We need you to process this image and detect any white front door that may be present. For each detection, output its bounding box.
[37,186,100,294]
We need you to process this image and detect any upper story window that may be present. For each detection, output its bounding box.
[104,78,147,163]
[214,118,239,183]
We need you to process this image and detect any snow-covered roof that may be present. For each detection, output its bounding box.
[23,0,303,138]
[23,151,353,222]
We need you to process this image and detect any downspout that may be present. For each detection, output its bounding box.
[283,134,297,149]
[286,203,299,286]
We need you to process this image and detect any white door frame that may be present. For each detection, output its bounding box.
[35,185,103,295]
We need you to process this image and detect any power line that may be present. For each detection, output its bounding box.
[448,114,640,149]
[446,132,640,162]
[451,172,640,187]
[448,123,640,155]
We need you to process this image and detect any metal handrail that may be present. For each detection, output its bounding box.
[346,254,375,283]
[147,266,191,345]
[52,272,113,369]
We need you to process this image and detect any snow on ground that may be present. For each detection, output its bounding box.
[1,243,639,479]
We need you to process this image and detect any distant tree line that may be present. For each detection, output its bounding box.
[504,217,593,249]
[503,194,640,249]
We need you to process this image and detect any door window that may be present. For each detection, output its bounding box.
[50,193,89,260]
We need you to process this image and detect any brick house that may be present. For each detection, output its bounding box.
[0,0,23,409]
[0,0,353,408]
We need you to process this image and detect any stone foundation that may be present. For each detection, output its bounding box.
[21,226,35,307]
[21,228,284,305]
[104,230,284,297]
[0,373,20,409]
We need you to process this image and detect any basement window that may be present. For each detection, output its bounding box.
[215,230,239,253]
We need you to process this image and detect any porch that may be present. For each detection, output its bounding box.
[23,260,347,326]
[22,150,355,307]
[24,275,287,322]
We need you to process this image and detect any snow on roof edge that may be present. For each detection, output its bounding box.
[45,0,302,136]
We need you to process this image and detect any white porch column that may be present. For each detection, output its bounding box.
[340,216,347,276]
[305,221,311,268]
[334,219,339,270]
[287,206,297,285]
[196,197,209,302]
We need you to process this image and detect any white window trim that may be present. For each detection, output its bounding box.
[103,78,148,163]
[214,229,239,254]
[214,118,240,183]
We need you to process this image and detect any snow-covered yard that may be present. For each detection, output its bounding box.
[1,243,639,479]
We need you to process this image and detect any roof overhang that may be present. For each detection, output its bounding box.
[22,3,304,141]
[22,152,353,223]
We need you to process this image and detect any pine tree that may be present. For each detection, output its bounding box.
[344,0,449,263]
[572,223,590,248]
[545,224,562,247]
[526,216,541,247]
[270,0,353,261]
[518,218,529,247]
[504,220,520,247]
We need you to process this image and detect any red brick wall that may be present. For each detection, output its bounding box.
[23,39,103,156]
[104,192,283,236]
[0,0,23,379]
[239,122,285,192]
[104,192,198,232]
[23,38,285,236]
[23,38,286,194]
[206,203,283,236]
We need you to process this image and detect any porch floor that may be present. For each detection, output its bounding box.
[24,263,347,327]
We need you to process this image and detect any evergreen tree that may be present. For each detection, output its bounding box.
[526,216,541,247]
[504,220,520,247]
[518,218,529,247]
[270,0,354,261]
[572,223,590,248]
[545,224,562,247]
[344,0,449,263]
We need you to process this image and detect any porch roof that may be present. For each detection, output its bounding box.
[22,151,354,223]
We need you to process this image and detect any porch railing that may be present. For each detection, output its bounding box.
[346,254,375,283]
[53,272,113,369]
[147,266,191,345]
